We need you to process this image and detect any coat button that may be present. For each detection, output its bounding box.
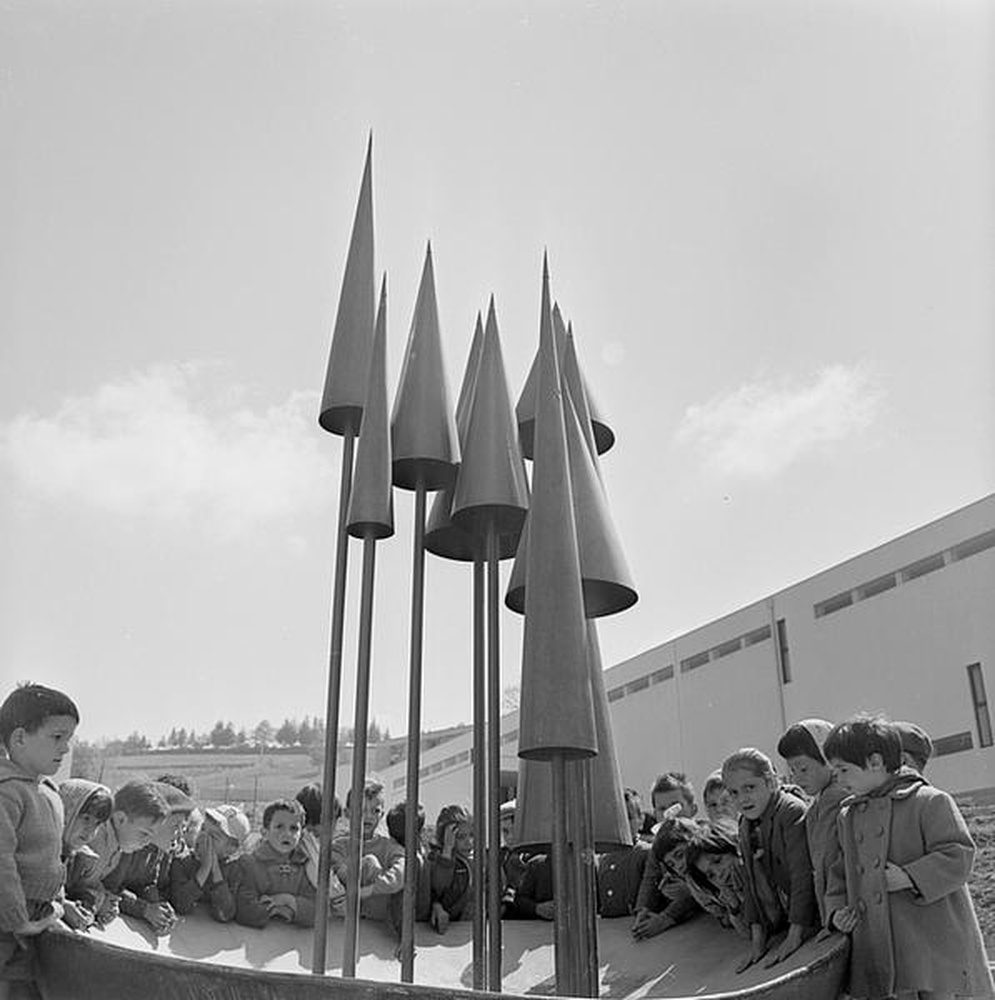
[606,889,614,897]
[857,900,867,914]
[872,858,880,869]
[874,892,882,904]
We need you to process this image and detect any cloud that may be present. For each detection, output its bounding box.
[675,364,883,478]
[0,363,337,536]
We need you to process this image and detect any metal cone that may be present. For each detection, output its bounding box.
[515,304,614,458]
[505,378,637,617]
[319,134,375,436]
[425,315,484,561]
[517,256,596,761]
[347,275,394,539]
[515,622,630,850]
[390,244,460,491]
[451,296,530,541]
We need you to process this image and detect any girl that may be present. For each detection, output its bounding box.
[721,748,816,971]
[427,804,473,933]
[58,779,116,929]
[684,823,749,937]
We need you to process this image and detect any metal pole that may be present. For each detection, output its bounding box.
[472,554,487,990]
[550,754,574,997]
[486,524,503,991]
[342,534,378,977]
[400,479,427,982]
[577,759,599,996]
[312,425,355,974]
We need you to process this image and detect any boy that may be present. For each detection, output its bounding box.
[824,715,992,1000]
[331,781,405,929]
[234,799,315,927]
[0,684,79,997]
[776,717,846,924]
[596,788,652,918]
[631,772,700,941]
[170,804,250,922]
[893,720,933,774]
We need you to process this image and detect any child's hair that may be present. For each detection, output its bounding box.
[776,719,834,765]
[156,773,194,796]
[623,787,643,822]
[435,804,471,846]
[650,771,695,805]
[685,825,740,893]
[345,779,384,812]
[82,786,114,823]
[721,748,777,780]
[702,770,727,799]
[262,798,304,828]
[893,720,933,771]
[650,814,700,865]
[155,782,195,817]
[295,783,325,828]
[386,801,425,845]
[0,683,79,749]
[114,781,170,821]
[823,714,902,772]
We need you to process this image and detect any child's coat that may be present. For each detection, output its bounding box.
[232,842,316,928]
[825,770,993,999]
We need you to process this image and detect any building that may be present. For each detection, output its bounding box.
[379,494,995,823]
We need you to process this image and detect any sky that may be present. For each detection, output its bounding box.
[2,0,993,745]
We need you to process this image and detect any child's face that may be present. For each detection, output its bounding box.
[652,789,693,822]
[694,851,739,887]
[114,811,163,852]
[199,821,241,861]
[625,801,643,839]
[264,808,302,854]
[66,809,104,852]
[829,755,889,796]
[9,715,77,777]
[361,794,385,838]
[453,821,473,857]
[723,767,775,821]
[900,750,923,774]
[152,812,190,852]
[785,754,833,797]
[704,787,736,824]
[499,814,515,845]
[662,843,689,877]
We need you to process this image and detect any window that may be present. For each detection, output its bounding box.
[933,732,974,757]
[950,530,995,562]
[607,686,625,703]
[776,618,791,684]
[900,553,945,583]
[857,574,897,600]
[814,591,853,618]
[711,638,742,660]
[626,676,650,695]
[680,651,710,673]
[650,665,674,684]
[743,625,771,646]
[967,663,993,748]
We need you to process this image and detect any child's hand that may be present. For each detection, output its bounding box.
[884,862,913,893]
[830,905,859,933]
[535,901,555,921]
[631,910,672,940]
[62,900,95,932]
[735,924,768,973]
[96,896,120,926]
[142,901,176,934]
[441,825,457,859]
[763,924,804,967]
[431,902,450,934]
[266,893,297,913]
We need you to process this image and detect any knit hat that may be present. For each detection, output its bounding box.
[59,778,111,840]
[154,781,196,815]
[204,804,251,844]
[894,721,933,770]
[796,718,834,763]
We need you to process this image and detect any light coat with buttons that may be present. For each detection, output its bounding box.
[824,769,993,1000]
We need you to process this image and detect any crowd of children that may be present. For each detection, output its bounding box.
[2,681,993,1000]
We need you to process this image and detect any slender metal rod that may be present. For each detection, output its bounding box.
[471,554,487,990]
[550,754,574,997]
[400,479,427,982]
[313,425,355,974]
[342,534,378,977]
[578,759,599,996]
[486,524,503,991]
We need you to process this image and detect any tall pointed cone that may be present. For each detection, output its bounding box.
[451,296,530,541]
[515,622,630,850]
[319,134,375,436]
[391,244,460,491]
[347,275,394,539]
[517,256,596,761]
[565,319,614,455]
[505,380,637,617]
[425,315,484,561]
[562,326,598,461]
[515,304,614,458]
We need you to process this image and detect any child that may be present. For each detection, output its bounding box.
[0,684,78,998]
[156,773,202,853]
[824,715,993,1000]
[170,804,249,922]
[427,805,473,933]
[776,718,847,924]
[498,800,529,912]
[58,778,115,930]
[386,802,430,924]
[101,781,194,934]
[893,720,933,774]
[684,822,749,936]
[233,798,315,928]
[294,783,345,901]
[702,770,739,837]
[330,781,405,929]
[596,788,652,918]
[631,772,699,941]
[722,748,816,972]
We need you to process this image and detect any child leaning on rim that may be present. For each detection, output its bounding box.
[823,714,993,1000]
[0,683,79,1000]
